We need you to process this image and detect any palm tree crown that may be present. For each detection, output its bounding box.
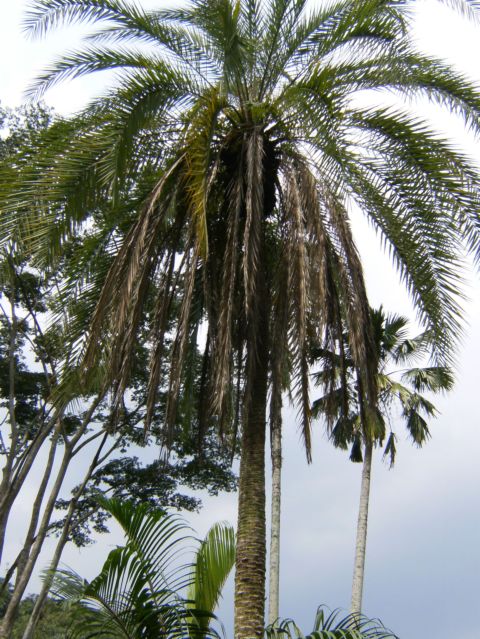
[2,1,480,637]
[312,307,454,461]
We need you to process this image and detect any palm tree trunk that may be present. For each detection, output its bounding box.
[234,366,267,639]
[351,441,373,615]
[234,277,269,639]
[268,418,282,625]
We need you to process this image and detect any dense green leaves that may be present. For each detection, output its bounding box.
[9,592,94,639]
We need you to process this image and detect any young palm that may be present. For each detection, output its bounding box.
[47,498,235,639]
[312,307,454,615]
[2,1,480,637]
[266,605,398,639]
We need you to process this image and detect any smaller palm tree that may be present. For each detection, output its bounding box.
[265,606,398,639]
[312,307,454,615]
[46,498,235,639]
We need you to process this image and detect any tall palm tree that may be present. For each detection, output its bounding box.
[2,1,480,637]
[312,307,454,615]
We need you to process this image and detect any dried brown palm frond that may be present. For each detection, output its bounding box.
[282,166,312,459]
[324,188,378,404]
[165,238,201,439]
[82,157,184,386]
[211,143,245,423]
[269,246,290,458]
[145,250,176,431]
[243,130,265,327]
[274,157,377,457]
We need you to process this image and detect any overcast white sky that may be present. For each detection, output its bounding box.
[1,1,480,638]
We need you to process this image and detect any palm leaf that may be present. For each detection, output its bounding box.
[187,522,236,638]
[47,499,225,639]
[266,605,398,638]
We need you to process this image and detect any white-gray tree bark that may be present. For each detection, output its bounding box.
[268,419,282,625]
[351,441,373,615]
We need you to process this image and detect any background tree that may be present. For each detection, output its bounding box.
[312,307,454,615]
[0,103,52,163]
[3,1,480,637]
[0,103,54,564]
[10,595,93,639]
[52,432,237,548]
[0,254,236,639]
[0,244,113,637]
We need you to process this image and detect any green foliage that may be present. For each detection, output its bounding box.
[10,595,93,639]
[188,522,236,637]
[0,102,53,162]
[0,256,50,437]
[48,498,235,639]
[266,606,397,639]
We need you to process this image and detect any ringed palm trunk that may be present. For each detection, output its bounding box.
[351,440,373,615]
[268,419,282,625]
[234,360,268,639]
[234,266,270,639]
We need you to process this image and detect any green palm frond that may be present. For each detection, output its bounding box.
[46,500,232,639]
[382,431,397,467]
[188,522,236,638]
[312,306,453,462]
[400,366,454,393]
[266,605,398,638]
[24,0,153,39]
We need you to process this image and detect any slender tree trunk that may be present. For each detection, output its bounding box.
[14,431,61,584]
[268,418,282,625]
[0,414,61,564]
[351,441,373,615]
[0,290,19,566]
[0,518,7,568]
[22,433,110,639]
[0,396,102,638]
[0,443,73,639]
[20,538,70,639]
